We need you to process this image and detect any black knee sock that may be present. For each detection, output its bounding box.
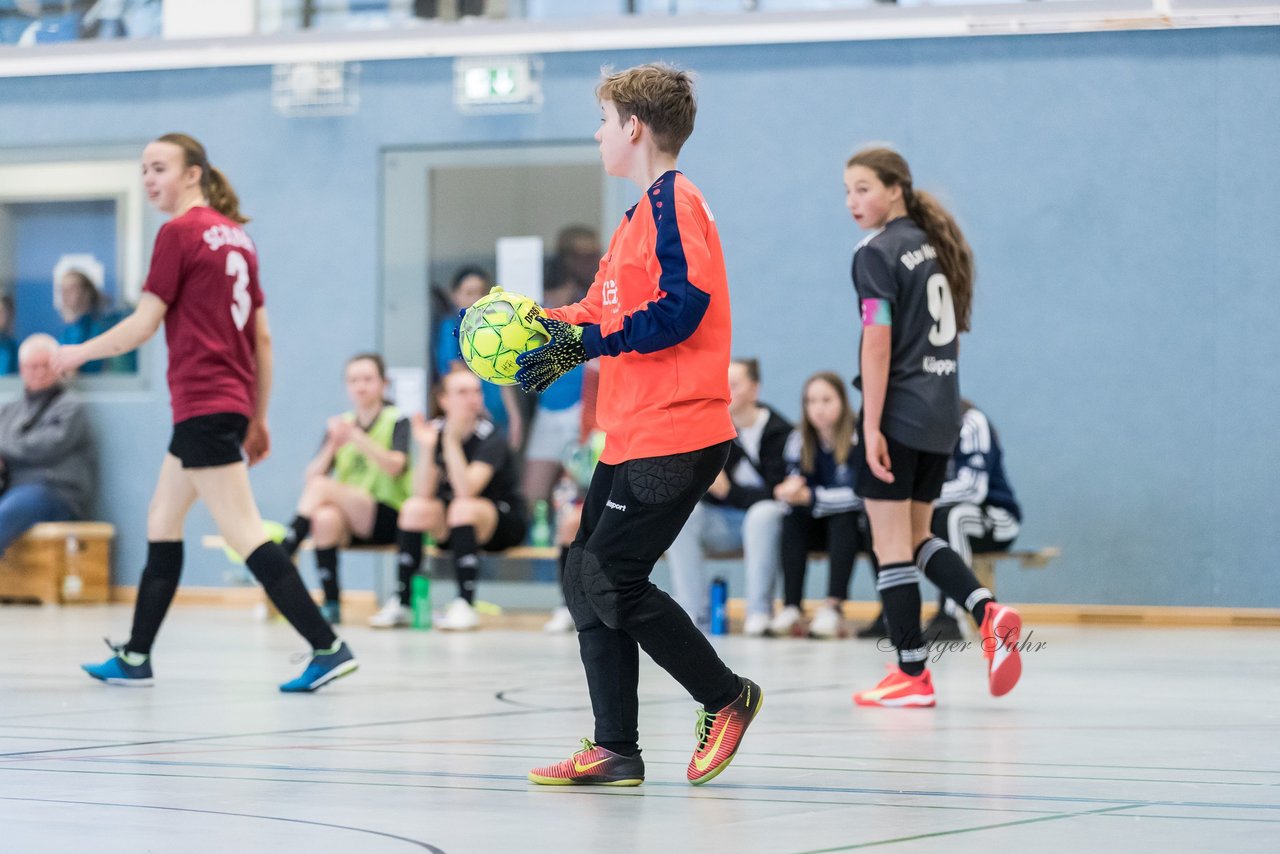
[246,543,337,650]
[281,515,310,559]
[876,561,927,676]
[396,530,424,607]
[450,525,479,603]
[315,547,340,605]
[125,541,184,656]
[915,537,992,625]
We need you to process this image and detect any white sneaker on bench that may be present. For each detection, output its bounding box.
[768,605,804,637]
[369,597,411,629]
[809,604,844,639]
[436,597,480,631]
[743,612,771,637]
[543,606,576,633]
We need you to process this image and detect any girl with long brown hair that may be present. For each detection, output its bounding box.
[771,371,871,639]
[61,133,357,692]
[844,146,1023,708]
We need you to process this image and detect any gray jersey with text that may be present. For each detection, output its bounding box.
[852,216,961,455]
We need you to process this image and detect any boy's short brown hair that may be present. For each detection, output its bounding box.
[596,63,696,156]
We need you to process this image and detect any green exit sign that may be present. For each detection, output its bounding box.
[454,56,542,113]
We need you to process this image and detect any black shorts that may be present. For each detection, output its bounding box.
[350,502,400,547]
[169,413,249,469]
[438,499,528,552]
[855,427,950,503]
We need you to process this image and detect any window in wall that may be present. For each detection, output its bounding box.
[0,158,146,379]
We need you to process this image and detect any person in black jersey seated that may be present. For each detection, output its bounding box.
[393,367,527,631]
[772,371,872,639]
[920,400,1022,640]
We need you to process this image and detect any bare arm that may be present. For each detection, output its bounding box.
[242,307,274,465]
[410,414,440,499]
[860,326,894,483]
[253,307,273,422]
[53,293,167,373]
[440,433,494,499]
[860,327,891,435]
[304,437,339,481]
[345,427,408,477]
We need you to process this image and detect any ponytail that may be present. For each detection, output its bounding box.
[206,165,249,225]
[847,146,973,333]
[904,188,972,333]
[155,132,250,224]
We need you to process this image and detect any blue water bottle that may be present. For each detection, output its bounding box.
[709,576,728,635]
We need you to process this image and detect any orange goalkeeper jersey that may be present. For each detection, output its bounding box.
[545,170,735,465]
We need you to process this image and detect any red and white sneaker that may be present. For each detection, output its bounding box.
[853,665,936,708]
[980,603,1023,697]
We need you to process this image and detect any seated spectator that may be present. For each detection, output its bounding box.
[434,265,522,446]
[923,400,1022,641]
[393,368,527,631]
[542,359,601,633]
[278,353,411,625]
[0,334,94,555]
[10,0,80,46]
[57,269,135,374]
[666,357,791,635]
[0,293,17,375]
[81,0,163,40]
[545,225,602,305]
[772,371,871,639]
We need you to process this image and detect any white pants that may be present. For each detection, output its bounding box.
[665,499,787,625]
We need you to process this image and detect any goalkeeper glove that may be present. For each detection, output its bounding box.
[515,317,588,393]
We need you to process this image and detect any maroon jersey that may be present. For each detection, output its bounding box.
[143,206,265,423]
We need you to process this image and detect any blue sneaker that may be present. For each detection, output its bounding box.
[82,640,153,686]
[320,601,342,625]
[279,640,358,693]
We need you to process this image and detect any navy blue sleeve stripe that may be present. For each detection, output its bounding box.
[584,175,711,359]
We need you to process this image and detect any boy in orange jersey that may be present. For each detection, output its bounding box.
[518,63,762,789]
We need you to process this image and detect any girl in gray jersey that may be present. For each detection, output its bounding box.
[844,147,1024,708]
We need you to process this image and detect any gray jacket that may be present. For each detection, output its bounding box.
[0,387,95,518]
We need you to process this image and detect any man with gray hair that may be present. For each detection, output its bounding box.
[0,333,95,554]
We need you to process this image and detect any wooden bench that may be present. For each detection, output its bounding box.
[705,545,1061,598]
[201,536,560,582]
[971,547,1061,596]
[202,536,556,561]
[0,521,115,604]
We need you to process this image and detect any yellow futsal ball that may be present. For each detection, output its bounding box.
[459,287,549,385]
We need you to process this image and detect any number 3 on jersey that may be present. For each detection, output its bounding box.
[926,273,957,346]
[227,250,252,331]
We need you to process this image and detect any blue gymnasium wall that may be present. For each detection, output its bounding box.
[0,26,1276,607]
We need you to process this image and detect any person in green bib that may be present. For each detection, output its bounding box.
[279,353,414,624]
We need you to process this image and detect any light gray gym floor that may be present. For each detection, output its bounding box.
[1,604,1277,853]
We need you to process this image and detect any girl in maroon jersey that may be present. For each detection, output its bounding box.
[59,133,357,692]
